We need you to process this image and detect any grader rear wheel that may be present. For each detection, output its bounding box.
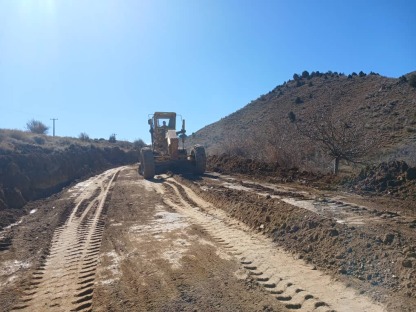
[191,145,206,175]
[139,148,155,179]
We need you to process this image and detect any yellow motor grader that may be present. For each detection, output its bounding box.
[139,112,206,179]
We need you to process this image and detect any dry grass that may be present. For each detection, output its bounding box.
[0,129,135,155]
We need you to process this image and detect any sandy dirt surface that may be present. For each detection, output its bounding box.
[0,165,414,311]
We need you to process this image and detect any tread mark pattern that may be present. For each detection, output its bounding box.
[12,169,119,312]
[163,179,335,312]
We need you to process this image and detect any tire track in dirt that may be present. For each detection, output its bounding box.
[206,174,413,227]
[158,177,385,312]
[11,168,120,312]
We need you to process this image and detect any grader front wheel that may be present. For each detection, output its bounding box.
[139,148,155,179]
[191,145,206,175]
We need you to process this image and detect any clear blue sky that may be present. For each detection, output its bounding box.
[1,0,415,142]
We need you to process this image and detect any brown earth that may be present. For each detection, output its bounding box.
[349,160,416,202]
[177,174,416,310]
[0,167,287,312]
[1,165,415,311]
[207,154,322,183]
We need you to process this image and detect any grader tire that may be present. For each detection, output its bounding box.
[191,145,206,175]
[140,148,155,179]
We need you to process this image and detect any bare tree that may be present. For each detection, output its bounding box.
[294,108,372,175]
[26,119,49,134]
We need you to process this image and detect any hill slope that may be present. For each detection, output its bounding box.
[189,71,416,171]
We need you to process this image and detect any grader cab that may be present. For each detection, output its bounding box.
[139,112,206,179]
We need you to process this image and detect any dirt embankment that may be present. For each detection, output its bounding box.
[0,144,137,228]
[208,154,416,207]
[207,154,321,183]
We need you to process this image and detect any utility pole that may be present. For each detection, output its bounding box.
[50,118,58,137]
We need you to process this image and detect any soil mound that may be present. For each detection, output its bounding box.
[351,161,416,198]
[207,154,320,182]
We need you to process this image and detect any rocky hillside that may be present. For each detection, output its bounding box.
[0,130,139,224]
[189,71,416,172]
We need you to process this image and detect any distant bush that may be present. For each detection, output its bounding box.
[296,80,303,87]
[409,74,416,88]
[359,71,366,77]
[293,73,300,81]
[347,74,352,79]
[308,81,313,87]
[295,97,303,104]
[79,132,90,141]
[26,119,49,134]
[133,139,146,150]
[310,71,323,78]
[302,70,309,79]
[288,111,296,123]
[399,75,408,83]
[33,136,45,145]
[109,133,117,143]
[352,72,357,76]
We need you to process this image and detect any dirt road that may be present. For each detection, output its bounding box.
[1,165,414,311]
